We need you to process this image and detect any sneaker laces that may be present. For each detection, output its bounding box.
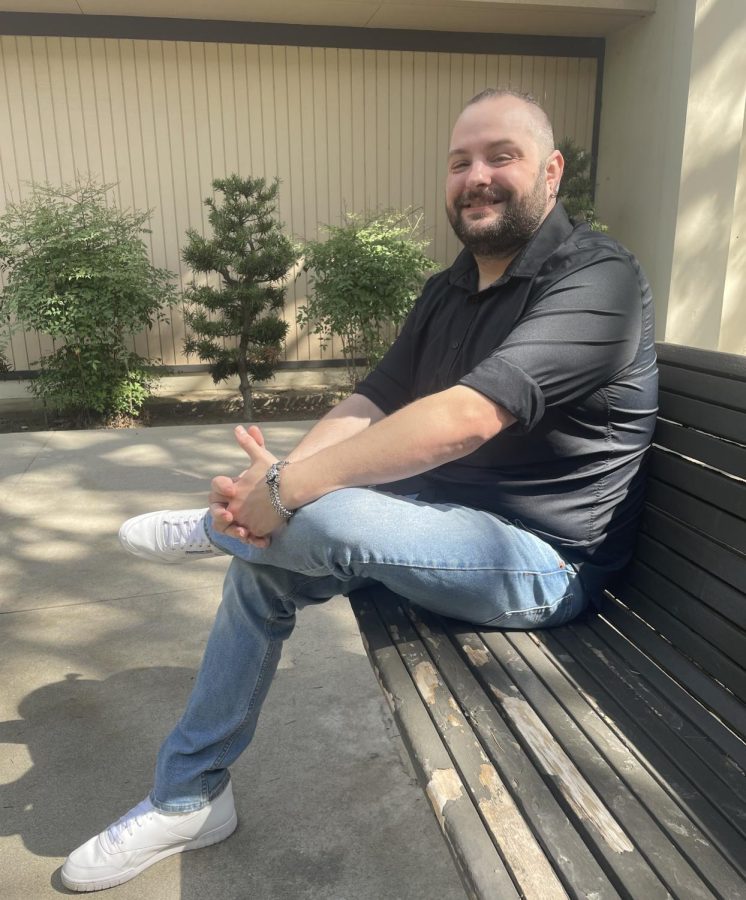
[163,514,212,552]
[104,798,154,849]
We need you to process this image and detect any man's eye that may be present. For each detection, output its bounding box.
[450,161,469,171]
[491,155,514,165]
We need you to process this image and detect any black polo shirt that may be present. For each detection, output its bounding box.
[355,203,658,599]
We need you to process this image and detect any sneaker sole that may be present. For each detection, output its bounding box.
[117,534,220,564]
[60,811,238,892]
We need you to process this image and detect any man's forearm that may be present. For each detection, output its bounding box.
[281,385,515,510]
[285,392,386,463]
[213,394,384,543]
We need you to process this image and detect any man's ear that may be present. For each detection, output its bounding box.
[546,149,565,198]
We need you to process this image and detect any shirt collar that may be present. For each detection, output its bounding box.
[448,202,576,290]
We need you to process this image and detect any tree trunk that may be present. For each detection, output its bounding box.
[237,357,253,418]
[238,374,253,419]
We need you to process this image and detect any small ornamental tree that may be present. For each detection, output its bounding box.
[182,175,301,417]
[557,138,606,231]
[299,210,434,390]
[0,179,177,423]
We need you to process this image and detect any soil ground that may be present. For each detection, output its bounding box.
[0,388,344,434]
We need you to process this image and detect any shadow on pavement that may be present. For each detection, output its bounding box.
[0,667,195,860]
[0,425,466,899]
[4,656,466,900]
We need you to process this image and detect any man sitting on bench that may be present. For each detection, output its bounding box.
[62,88,658,893]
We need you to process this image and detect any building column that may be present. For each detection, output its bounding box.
[666,0,746,352]
[596,0,746,353]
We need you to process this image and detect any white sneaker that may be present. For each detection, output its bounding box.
[118,508,220,563]
[61,782,237,892]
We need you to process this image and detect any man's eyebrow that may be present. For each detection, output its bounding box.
[447,140,519,158]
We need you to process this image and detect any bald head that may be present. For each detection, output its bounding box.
[464,89,555,161]
[445,88,564,266]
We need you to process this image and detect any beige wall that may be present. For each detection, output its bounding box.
[595,0,695,339]
[596,0,746,353]
[0,35,598,372]
[667,0,746,353]
[720,96,746,354]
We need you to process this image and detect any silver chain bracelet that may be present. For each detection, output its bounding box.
[265,460,294,520]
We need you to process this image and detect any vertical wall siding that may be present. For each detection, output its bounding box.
[0,36,597,370]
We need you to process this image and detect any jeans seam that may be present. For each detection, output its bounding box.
[484,598,562,625]
[209,630,277,772]
[204,772,230,803]
[208,576,318,772]
[482,581,581,627]
[349,558,571,576]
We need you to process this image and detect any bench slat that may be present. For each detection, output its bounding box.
[383,601,569,900]
[645,479,746,555]
[653,419,746,480]
[524,629,746,897]
[658,364,746,414]
[399,607,621,899]
[562,623,746,810]
[601,597,746,740]
[472,626,720,899]
[625,559,746,668]
[442,627,673,897]
[634,533,746,630]
[350,591,521,900]
[657,391,746,445]
[640,507,746,595]
[547,626,746,865]
[588,614,746,771]
[656,343,746,384]
[649,450,746,520]
[613,579,745,699]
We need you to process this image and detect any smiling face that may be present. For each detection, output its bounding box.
[445,95,563,259]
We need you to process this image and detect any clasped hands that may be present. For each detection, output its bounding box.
[209,424,287,548]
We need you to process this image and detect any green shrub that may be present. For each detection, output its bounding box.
[300,210,435,389]
[0,179,177,423]
[31,346,153,420]
[557,138,606,231]
[182,175,301,417]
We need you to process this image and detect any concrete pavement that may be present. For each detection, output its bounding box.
[0,422,466,899]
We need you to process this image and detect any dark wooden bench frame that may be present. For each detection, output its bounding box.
[350,342,746,900]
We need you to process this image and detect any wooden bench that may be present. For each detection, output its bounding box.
[349,342,746,900]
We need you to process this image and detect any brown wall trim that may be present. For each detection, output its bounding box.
[2,360,353,380]
[0,13,604,58]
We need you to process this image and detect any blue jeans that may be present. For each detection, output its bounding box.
[151,488,587,812]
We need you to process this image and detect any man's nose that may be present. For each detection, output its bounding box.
[464,160,491,188]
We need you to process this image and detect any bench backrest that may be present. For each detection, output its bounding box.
[606,342,746,741]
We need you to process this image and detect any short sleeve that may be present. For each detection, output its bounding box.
[354,296,424,414]
[460,256,643,431]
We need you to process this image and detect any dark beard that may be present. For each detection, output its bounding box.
[447,173,547,258]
